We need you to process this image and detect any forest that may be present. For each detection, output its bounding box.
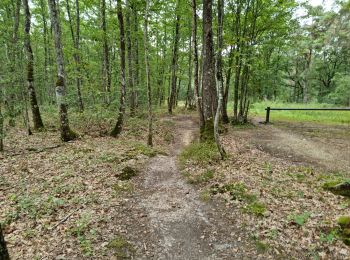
[0,0,350,259]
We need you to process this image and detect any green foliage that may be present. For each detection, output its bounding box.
[288,212,311,226]
[244,202,267,217]
[112,181,134,197]
[179,142,219,165]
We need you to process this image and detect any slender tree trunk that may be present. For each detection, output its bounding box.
[168,11,180,114]
[222,46,233,124]
[111,0,127,137]
[192,0,204,129]
[48,0,77,142]
[144,0,153,146]
[201,0,217,141]
[133,6,139,109]
[126,0,136,116]
[214,0,226,158]
[66,0,84,111]
[101,0,111,105]
[23,0,44,130]
[185,34,193,109]
[39,0,52,103]
[0,225,10,260]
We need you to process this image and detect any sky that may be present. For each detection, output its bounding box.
[309,0,335,10]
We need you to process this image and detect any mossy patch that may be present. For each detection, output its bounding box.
[112,181,134,197]
[119,166,138,180]
[244,202,267,217]
[323,179,350,197]
[179,142,219,165]
[107,235,135,258]
[337,216,350,246]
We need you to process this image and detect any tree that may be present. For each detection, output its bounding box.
[23,0,44,130]
[111,0,127,137]
[101,0,111,105]
[0,225,10,260]
[201,0,217,141]
[48,0,77,141]
[65,0,84,111]
[168,2,181,114]
[214,0,226,159]
[144,0,153,146]
[192,0,204,130]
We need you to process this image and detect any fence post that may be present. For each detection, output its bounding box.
[265,107,270,123]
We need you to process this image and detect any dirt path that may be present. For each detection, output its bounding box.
[248,118,350,172]
[128,115,250,259]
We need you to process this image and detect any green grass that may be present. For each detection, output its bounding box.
[179,142,219,165]
[249,101,350,125]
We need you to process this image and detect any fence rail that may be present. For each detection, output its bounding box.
[264,107,350,123]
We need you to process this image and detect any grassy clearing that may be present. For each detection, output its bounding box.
[248,101,350,125]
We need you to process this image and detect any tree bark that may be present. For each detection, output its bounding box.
[168,10,180,114]
[65,0,84,111]
[185,34,193,109]
[101,0,111,105]
[48,0,77,142]
[126,0,136,116]
[201,0,217,141]
[23,0,44,130]
[192,0,204,130]
[111,0,127,137]
[0,225,10,260]
[214,0,226,159]
[144,0,153,146]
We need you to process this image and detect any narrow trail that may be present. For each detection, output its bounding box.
[133,115,246,259]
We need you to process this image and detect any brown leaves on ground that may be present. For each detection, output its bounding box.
[181,125,350,259]
[0,116,173,259]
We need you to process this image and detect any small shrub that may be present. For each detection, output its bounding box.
[119,166,138,180]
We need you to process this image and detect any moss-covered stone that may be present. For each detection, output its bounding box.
[107,235,135,258]
[337,216,350,228]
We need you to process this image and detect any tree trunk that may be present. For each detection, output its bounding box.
[126,0,136,116]
[214,0,226,159]
[23,0,44,130]
[48,0,77,142]
[222,46,234,124]
[168,11,180,114]
[192,0,204,129]
[111,0,127,137]
[201,0,217,141]
[144,0,153,146]
[101,0,111,105]
[65,0,84,111]
[0,105,4,152]
[0,225,10,260]
[185,34,193,109]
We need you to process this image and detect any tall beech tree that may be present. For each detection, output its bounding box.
[48,0,77,141]
[23,0,44,130]
[101,0,111,105]
[168,5,180,114]
[144,0,153,146]
[201,0,217,141]
[111,0,127,137]
[65,0,84,111]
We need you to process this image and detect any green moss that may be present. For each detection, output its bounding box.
[323,179,350,197]
[200,119,215,142]
[119,166,138,180]
[337,216,350,228]
[107,235,135,258]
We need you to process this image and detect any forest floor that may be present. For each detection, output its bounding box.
[1,111,350,259]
